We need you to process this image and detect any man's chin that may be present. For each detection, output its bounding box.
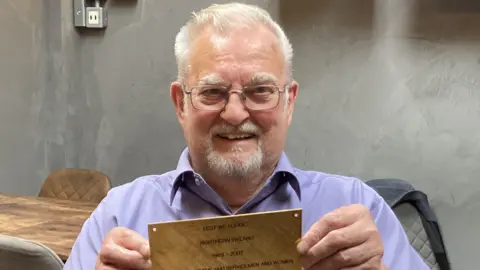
[215,150,256,161]
[206,150,263,177]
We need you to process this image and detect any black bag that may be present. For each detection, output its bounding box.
[365,179,451,270]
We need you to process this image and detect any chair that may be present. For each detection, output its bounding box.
[0,234,64,270]
[366,178,450,270]
[38,168,112,203]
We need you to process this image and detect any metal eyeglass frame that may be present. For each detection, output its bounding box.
[182,84,289,111]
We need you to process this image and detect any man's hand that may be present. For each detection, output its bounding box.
[297,204,384,269]
[95,227,152,270]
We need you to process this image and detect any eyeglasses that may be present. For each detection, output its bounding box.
[183,84,288,111]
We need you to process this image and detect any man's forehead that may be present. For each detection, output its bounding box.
[187,27,285,86]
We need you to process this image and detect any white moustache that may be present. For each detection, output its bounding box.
[211,122,262,136]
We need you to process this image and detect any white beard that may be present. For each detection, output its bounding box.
[205,141,263,179]
[204,121,263,179]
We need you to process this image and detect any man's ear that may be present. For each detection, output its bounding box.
[286,80,299,125]
[170,81,186,124]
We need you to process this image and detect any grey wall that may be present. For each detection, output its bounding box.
[0,1,45,195]
[0,0,479,269]
[281,1,480,269]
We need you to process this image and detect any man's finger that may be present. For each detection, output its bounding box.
[105,227,150,258]
[97,264,130,270]
[297,205,364,254]
[300,220,370,269]
[99,243,152,270]
[308,240,381,270]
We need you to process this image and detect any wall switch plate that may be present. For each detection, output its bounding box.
[73,0,87,27]
[85,7,107,28]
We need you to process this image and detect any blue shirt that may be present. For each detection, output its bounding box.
[64,149,429,269]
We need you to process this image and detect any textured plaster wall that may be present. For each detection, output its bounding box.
[281,1,480,269]
[0,0,478,268]
[0,0,45,195]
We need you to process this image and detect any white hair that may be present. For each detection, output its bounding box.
[174,2,293,84]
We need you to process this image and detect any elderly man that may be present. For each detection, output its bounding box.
[65,3,429,270]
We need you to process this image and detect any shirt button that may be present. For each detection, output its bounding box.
[195,177,201,186]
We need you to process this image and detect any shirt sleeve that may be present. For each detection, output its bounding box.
[63,194,117,270]
[369,189,430,270]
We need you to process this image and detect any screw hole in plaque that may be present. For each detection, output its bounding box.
[152,228,157,232]
[293,212,299,218]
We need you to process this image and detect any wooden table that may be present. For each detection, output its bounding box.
[0,193,97,261]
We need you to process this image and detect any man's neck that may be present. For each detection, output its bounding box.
[188,155,279,209]
[203,170,267,209]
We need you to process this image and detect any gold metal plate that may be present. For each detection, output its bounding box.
[148,209,302,270]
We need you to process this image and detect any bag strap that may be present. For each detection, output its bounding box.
[393,190,451,270]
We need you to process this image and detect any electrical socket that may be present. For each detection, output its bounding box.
[88,10,99,25]
[85,7,107,28]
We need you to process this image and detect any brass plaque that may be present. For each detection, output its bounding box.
[148,209,302,270]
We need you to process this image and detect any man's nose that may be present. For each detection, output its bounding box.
[220,93,249,126]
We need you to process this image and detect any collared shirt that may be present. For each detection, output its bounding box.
[64,149,429,270]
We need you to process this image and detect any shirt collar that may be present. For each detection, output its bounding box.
[169,148,301,205]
